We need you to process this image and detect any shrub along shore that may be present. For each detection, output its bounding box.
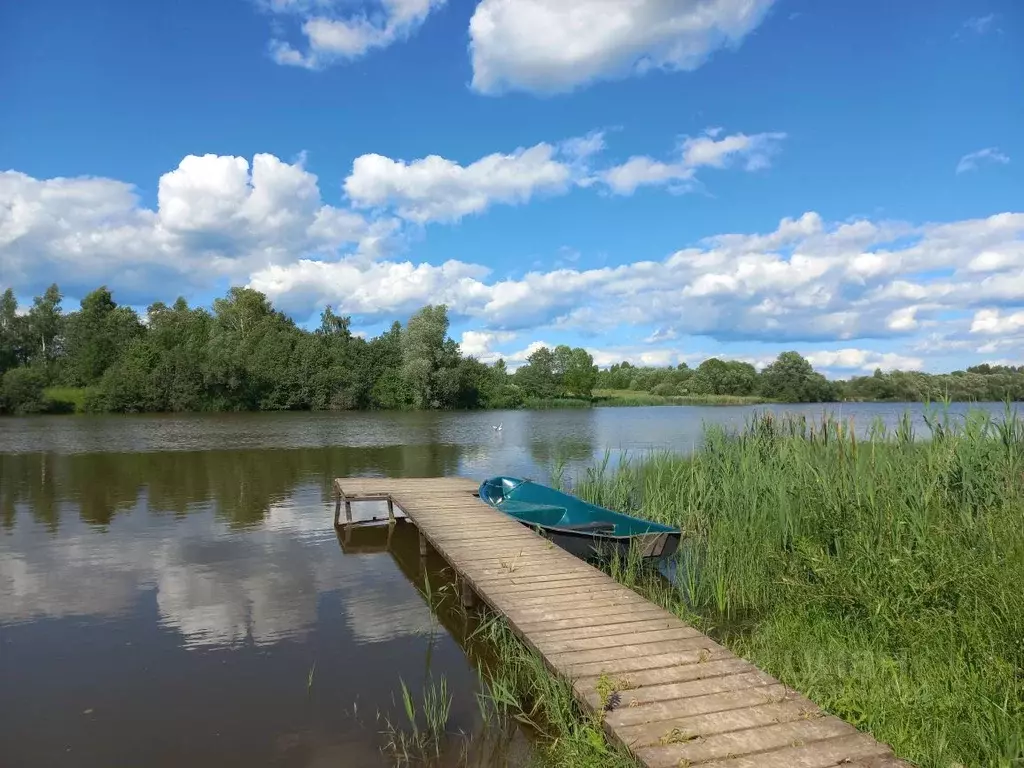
[3,283,1024,415]
[568,408,1024,767]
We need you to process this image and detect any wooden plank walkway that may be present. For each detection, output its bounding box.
[334,477,908,768]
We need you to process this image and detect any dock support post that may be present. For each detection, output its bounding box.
[387,498,395,524]
[460,579,477,610]
[418,531,428,557]
[344,500,353,524]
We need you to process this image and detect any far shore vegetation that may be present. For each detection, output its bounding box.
[2,283,1023,416]
[593,389,773,406]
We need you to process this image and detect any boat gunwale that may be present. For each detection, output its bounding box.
[524,523,680,541]
[480,475,681,538]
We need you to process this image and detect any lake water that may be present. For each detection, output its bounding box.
[0,402,1010,766]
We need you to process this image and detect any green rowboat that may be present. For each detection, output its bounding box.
[478,476,680,562]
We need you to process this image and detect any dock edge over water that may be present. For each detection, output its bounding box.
[333,476,910,768]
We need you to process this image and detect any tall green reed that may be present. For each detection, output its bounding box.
[571,407,1024,767]
[470,616,640,768]
[380,675,453,763]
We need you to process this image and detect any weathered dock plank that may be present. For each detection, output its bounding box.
[333,477,909,768]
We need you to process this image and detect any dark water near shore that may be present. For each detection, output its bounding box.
[0,402,1009,766]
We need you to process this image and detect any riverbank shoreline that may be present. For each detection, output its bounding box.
[12,385,1017,417]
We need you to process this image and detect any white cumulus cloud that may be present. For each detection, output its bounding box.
[344,142,575,224]
[601,128,786,195]
[806,348,924,373]
[247,257,491,317]
[682,129,786,170]
[0,154,393,301]
[250,210,1024,347]
[268,0,447,69]
[459,329,518,361]
[885,305,921,331]
[347,128,785,219]
[970,308,1024,335]
[469,0,777,94]
[601,157,695,196]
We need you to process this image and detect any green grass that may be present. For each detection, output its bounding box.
[43,386,93,413]
[568,406,1024,767]
[592,389,772,406]
[376,612,636,767]
[472,615,640,768]
[377,570,633,767]
[379,675,454,762]
[521,396,594,409]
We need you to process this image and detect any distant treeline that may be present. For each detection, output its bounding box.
[597,359,1024,403]
[0,284,593,415]
[1,284,1021,415]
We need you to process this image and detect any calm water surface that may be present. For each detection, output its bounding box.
[0,403,1008,766]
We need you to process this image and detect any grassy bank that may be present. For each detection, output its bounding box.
[42,386,92,413]
[593,389,773,407]
[569,408,1024,767]
[522,396,594,409]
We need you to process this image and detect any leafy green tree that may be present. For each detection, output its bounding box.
[372,369,413,409]
[367,321,411,409]
[476,357,523,408]
[212,287,275,338]
[297,306,357,410]
[434,338,468,408]
[0,289,26,375]
[0,366,49,414]
[723,361,758,395]
[246,320,304,410]
[318,305,351,338]
[597,361,635,390]
[401,305,454,408]
[26,284,64,370]
[64,286,144,385]
[516,346,558,399]
[204,287,304,410]
[150,298,212,411]
[97,297,213,413]
[690,358,727,394]
[760,351,837,402]
[562,347,597,397]
[552,345,573,386]
[690,358,758,396]
[98,338,165,412]
[446,357,489,409]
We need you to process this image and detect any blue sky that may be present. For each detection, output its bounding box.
[1,0,1022,376]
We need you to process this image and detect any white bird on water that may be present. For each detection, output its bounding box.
[493,422,503,431]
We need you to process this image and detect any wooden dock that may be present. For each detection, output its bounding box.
[334,477,907,768]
